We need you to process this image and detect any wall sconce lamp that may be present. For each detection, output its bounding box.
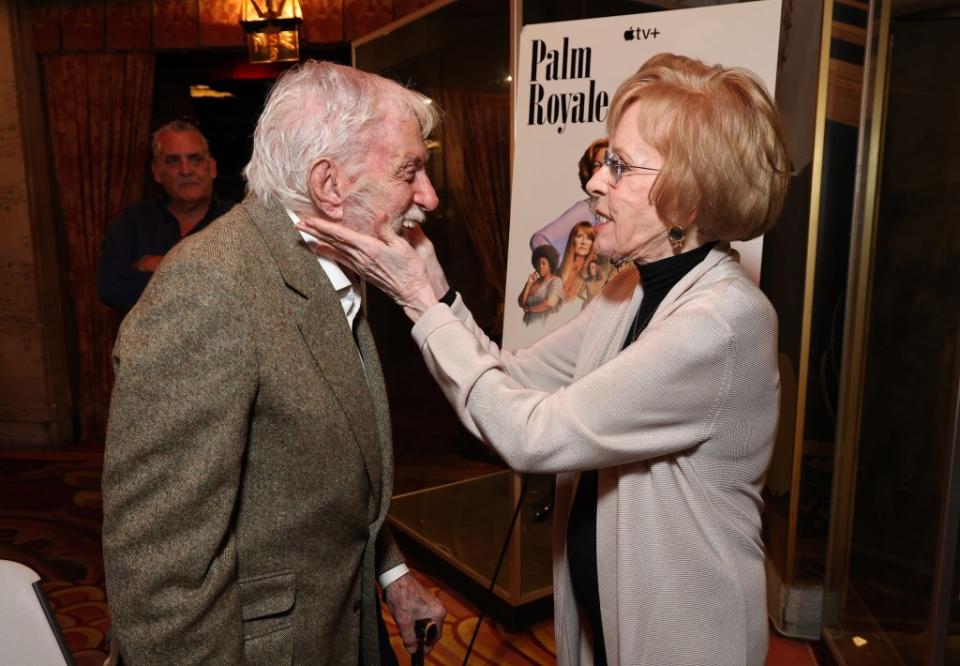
[240,1,303,64]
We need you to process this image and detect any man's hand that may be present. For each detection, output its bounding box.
[382,573,446,655]
[131,254,164,272]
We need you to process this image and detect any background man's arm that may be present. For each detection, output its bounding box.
[97,215,156,310]
[101,256,257,664]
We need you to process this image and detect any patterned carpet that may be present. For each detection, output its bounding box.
[0,453,817,665]
[0,457,109,666]
[0,454,555,665]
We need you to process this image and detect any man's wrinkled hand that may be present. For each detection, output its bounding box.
[382,573,446,655]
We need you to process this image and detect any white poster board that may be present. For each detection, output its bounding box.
[503,0,782,350]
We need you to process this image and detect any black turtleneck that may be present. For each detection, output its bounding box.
[566,241,716,665]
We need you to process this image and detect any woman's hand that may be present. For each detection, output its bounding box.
[295,215,438,321]
[527,271,540,286]
[403,225,450,299]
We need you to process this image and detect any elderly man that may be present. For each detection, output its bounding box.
[101,62,445,664]
[97,119,233,314]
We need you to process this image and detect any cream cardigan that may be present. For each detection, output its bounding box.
[411,243,779,665]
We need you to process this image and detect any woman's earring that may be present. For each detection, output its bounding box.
[668,225,685,250]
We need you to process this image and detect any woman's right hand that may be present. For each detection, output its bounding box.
[295,215,438,321]
[527,271,540,286]
[404,225,450,299]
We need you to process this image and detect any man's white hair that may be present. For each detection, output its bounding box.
[244,60,438,213]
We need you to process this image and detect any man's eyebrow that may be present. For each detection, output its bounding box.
[399,155,427,171]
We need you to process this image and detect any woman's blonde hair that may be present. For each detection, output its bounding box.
[607,53,790,241]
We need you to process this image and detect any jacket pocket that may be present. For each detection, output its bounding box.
[239,569,296,664]
[238,569,297,625]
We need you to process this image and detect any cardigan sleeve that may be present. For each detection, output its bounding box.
[441,292,589,394]
[411,296,747,474]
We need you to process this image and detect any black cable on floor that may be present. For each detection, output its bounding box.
[462,474,531,666]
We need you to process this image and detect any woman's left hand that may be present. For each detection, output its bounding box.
[295,215,438,321]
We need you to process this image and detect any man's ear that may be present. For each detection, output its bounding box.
[150,160,162,184]
[209,156,218,180]
[308,157,346,220]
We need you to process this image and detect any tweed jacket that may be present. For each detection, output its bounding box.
[411,243,779,665]
[102,195,403,665]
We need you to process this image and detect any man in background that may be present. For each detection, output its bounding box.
[97,119,233,315]
[101,62,445,664]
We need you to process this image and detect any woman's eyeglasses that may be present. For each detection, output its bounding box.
[601,151,660,186]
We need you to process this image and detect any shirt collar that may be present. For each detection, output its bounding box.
[284,207,354,293]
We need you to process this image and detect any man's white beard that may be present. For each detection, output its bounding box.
[345,177,426,234]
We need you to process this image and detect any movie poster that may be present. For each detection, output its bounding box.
[503,0,782,350]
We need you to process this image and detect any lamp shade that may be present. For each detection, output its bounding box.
[240,0,303,64]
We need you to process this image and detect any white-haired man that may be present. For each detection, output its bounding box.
[102,61,446,664]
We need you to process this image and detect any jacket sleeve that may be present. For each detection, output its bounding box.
[101,254,257,664]
[411,295,762,474]
[374,523,405,576]
[97,214,154,311]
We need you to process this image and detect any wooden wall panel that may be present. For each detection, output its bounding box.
[0,249,40,324]
[0,326,50,423]
[0,422,55,448]
[395,0,434,20]
[344,0,391,42]
[300,0,344,44]
[199,0,244,47]
[1,1,72,447]
[152,0,198,49]
[106,0,152,51]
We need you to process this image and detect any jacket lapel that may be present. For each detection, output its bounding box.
[244,195,383,498]
[355,313,393,518]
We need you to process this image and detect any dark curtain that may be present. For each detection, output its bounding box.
[43,52,155,442]
[437,90,511,333]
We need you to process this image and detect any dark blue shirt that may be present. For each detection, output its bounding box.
[97,197,234,313]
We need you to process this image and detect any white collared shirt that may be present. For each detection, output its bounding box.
[285,207,409,590]
[287,209,361,331]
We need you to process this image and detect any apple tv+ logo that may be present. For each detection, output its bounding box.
[623,26,661,41]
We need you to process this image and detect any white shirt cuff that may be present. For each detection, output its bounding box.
[377,563,410,589]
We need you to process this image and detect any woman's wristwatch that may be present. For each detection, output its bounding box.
[439,287,456,307]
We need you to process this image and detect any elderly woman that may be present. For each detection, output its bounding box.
[297,53,789,666]
[519,244,564,325]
